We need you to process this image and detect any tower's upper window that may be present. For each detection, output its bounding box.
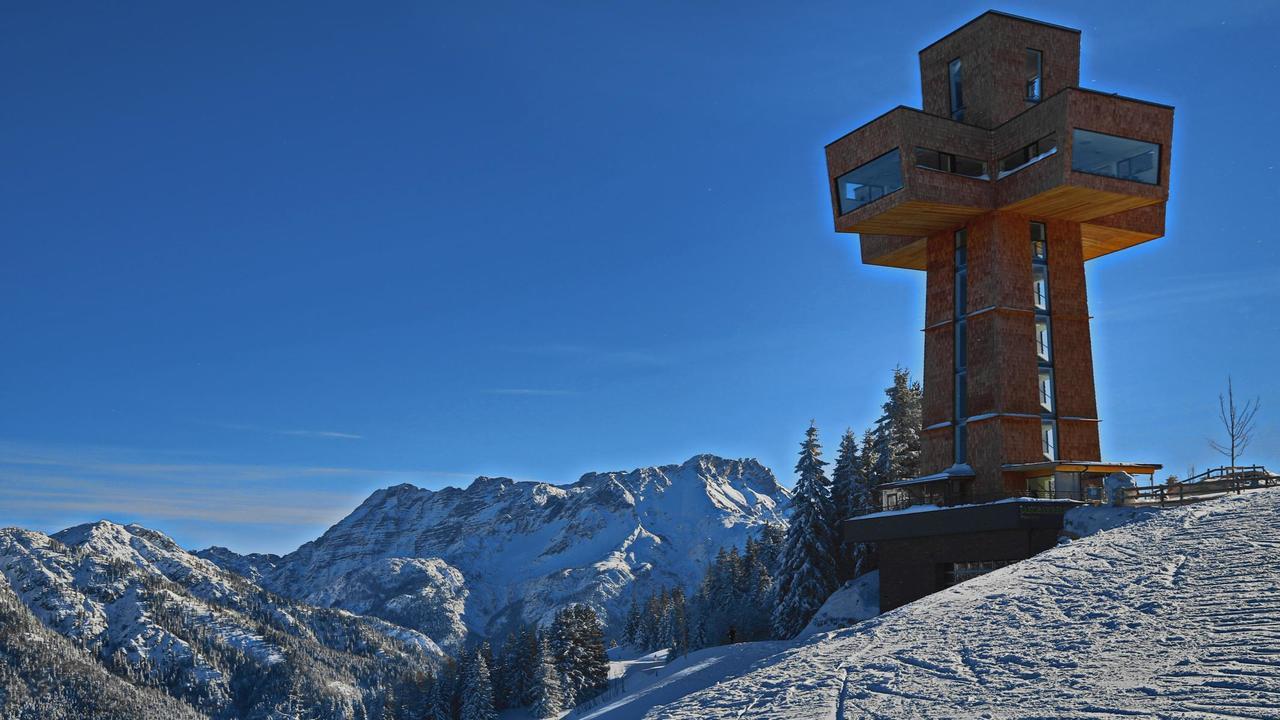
[1033,266,1050,311]
[1041,420,1058,461]
[998,135,1058,178]
[1025,49,1043,102]
[835,148,904,214]
[914,147,988,179]
[948,58,965,121]
[1035,319,1052,363]
[1038,370,1054,413]
[1031,222,1048,261]
[1071,129,1160,184]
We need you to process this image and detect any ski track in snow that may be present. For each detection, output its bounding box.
[645,489,1280,719]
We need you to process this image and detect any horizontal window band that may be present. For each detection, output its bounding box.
[924,308,1093,330]
[962,412,1044,424]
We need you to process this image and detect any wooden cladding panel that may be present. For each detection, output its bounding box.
[846,200,986,237]
[1080,223,1161,260]
[1001,184,1159,222]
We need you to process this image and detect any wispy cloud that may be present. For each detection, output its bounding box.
[482,388,579,397]
[502,342,671,368]
[0,475,353,527]
[214,423,364,440]
[0,440,481,549]
[277,429,364,439]
[1093,270,1280,321]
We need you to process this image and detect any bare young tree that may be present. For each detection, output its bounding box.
[1209,376,1260,470]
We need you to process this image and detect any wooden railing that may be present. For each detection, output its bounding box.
[867,489,1092,515]
[1124,466,1280,506]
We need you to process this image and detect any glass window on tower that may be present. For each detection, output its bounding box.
[1031,222,1047,261]
[1036,318,1052,363]
[1071,129,1160,184]
[835,149,904,214]
[1025,49,1043,101]
[949,58,965,121]
[1041,420,1058,460]
[1033,266,1050,311]
[955,320,967,370]
[1038,369,1054,413]
[955,423,967,464]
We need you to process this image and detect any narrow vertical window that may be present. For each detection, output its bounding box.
[1041,420,1058,461]
[1025,49,1043,101]
[1032,220,1057,462]
[1031,222,1047,260]
[1038,369,1054,412]
[1033,266,1049,311]
[1035,319,1052,362]
[949,58,965,121]
[954,228,968,465]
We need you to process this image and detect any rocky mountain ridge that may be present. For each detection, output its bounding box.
[0,520,442,719]
[200,454,789,650]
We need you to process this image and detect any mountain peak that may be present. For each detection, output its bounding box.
[213,453,789,647]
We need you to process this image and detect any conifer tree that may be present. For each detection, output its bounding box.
[873,366,923,484]
[530,638,563,718]
[830,428,861,583]
[460,650,497,720]
[422,672,450,720]
[860,427,883,489]
[573,605,610,703]
[771,422,839,639]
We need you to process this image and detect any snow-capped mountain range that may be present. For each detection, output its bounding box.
[0,520,443,718]
[198,454,789,651]
[0,454,788,717]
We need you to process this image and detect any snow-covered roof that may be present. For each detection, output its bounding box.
[881,464,975,489]
[1001,460,1162,475]
[852,495,1079,521]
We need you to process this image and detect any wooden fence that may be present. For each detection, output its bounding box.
[1123,466,1280,506]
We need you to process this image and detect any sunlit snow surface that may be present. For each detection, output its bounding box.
[581,489,1280,719]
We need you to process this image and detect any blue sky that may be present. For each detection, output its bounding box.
[3,1,1278,553]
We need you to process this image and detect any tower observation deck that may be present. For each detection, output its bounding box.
[828,11,1170,510]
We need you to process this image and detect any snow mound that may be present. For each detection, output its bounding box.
[1061,503,1162,539]
[647,488,1280,719]
[799,570,879,637]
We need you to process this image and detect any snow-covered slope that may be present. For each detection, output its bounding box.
[203,454,788,648]
[643,488,1280,719]
[0,572,205,720]
[0,521,442,719]
[799,570,879,637]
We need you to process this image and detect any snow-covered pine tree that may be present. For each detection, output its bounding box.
[423,672,450,720]
[491,632,516,710]
[859,426,882,486]
[771,421,839,639]
[830,428,862,584]
[872,366,923,485]
[555,606,584,707]
[461,649,497,720]
[516,625,540,707]
[574,605,610,703]
[664,588,690,658]
[530,638,563,718]
[623,600,642,646]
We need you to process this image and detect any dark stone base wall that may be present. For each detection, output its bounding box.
[878,527,1062,611]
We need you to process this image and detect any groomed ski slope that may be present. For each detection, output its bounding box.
[635,488,1280,719]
